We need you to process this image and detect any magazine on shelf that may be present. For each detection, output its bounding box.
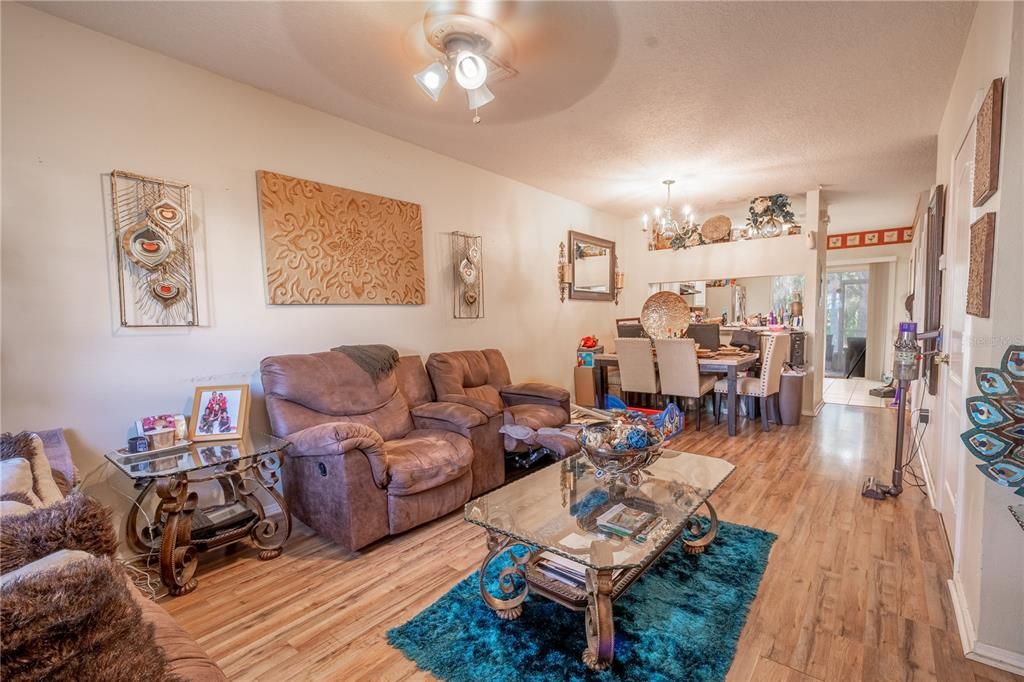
[535,551,624,588]
[536,564,585,588]
[596,503,654,537]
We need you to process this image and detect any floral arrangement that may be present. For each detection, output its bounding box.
[669,227,701,251]
[744,194,799,239]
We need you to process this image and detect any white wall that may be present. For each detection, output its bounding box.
[704,284,731,318]
[737,277,773,317]
[0,5,626,470]
[912,1,1024,671]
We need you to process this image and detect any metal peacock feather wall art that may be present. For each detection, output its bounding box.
[111,170,199,327]
[960,344,1024,529]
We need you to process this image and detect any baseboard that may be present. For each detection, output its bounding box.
[802,400,825,417]
[915,447,940,511]
[948,576,1024,676]
[948,575,979,651]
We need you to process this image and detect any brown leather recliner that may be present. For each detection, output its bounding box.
[425,349,572,453]
[393,355,505,496]
[260,351,501,551]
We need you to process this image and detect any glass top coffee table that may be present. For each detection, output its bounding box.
[465,448,734,671]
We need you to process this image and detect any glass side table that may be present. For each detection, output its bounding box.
[102,433,291,596]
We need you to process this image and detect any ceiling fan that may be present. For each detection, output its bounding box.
[412,7,517,124]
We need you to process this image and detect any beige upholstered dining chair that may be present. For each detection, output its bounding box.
[654,338,717,430]
[615,338,659,408]
[714,333,791,431]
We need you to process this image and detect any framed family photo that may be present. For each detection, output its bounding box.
[189,385,250,441]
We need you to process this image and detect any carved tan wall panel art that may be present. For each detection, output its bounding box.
[973,78,1003,208]
[966,212,996,318]
[257,171,425,305]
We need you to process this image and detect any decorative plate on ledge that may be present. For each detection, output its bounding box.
[641,292,690,339]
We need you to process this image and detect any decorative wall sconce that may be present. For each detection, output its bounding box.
[614,256,624,305]
[558,241,573,302]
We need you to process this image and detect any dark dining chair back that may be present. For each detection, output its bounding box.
[685,323,721,350]
[616,317,647,338]
[729,328,761,350]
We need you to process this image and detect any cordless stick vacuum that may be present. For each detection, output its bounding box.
[862,322,923,500]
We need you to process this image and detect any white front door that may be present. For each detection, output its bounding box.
[935,123,975,546]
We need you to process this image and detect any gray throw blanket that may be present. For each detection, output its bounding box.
[331,344,400,383]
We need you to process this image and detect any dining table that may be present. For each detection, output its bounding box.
[592,351,760,436]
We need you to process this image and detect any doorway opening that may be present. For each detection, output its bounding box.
[825,269,869,378]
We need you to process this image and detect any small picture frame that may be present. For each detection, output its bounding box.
[135,414,188,441]
[189,385,250,441]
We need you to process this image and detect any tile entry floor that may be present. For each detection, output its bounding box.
[823,377,891,408]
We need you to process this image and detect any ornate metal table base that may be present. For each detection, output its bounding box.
[477,502,721,672]
[582,568,614,670]
[126,451,291,594]
[479,531,532,621]
[157,475,199,596]
[682,500,719,555]
[238,453,292,561]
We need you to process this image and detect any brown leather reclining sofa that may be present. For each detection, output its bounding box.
[260,348,570,551]
[426,349,571,453]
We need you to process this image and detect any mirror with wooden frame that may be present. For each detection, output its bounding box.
[569,230,615,301]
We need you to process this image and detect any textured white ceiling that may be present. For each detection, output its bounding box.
[32,1,974,230]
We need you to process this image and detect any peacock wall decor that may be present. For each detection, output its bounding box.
[960,345,1024,512]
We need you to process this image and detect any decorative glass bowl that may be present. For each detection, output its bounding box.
[576,418,664,481]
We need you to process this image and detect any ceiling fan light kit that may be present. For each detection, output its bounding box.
[466,83,495,110]
[413,9,515,123]
[414,61,449,102]
[453,49,488,89]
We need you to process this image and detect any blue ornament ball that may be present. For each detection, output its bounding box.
[626,427,648,449]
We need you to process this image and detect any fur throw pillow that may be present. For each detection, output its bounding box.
[1,554,179,681]
[0,491,36,506]
[51,469,72,497]
[0,431,36,461]
[1,431,63,506]
[0,492,117,574]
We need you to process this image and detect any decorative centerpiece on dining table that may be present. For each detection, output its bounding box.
[576,412,665,483]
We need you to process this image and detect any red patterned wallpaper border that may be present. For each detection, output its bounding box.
[827,226,913,250]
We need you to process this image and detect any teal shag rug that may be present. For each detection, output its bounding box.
[387,519,776,682]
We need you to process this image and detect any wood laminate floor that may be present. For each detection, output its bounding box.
[162,404,1022,682]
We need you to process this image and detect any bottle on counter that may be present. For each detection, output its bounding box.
[722,309,729,325]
